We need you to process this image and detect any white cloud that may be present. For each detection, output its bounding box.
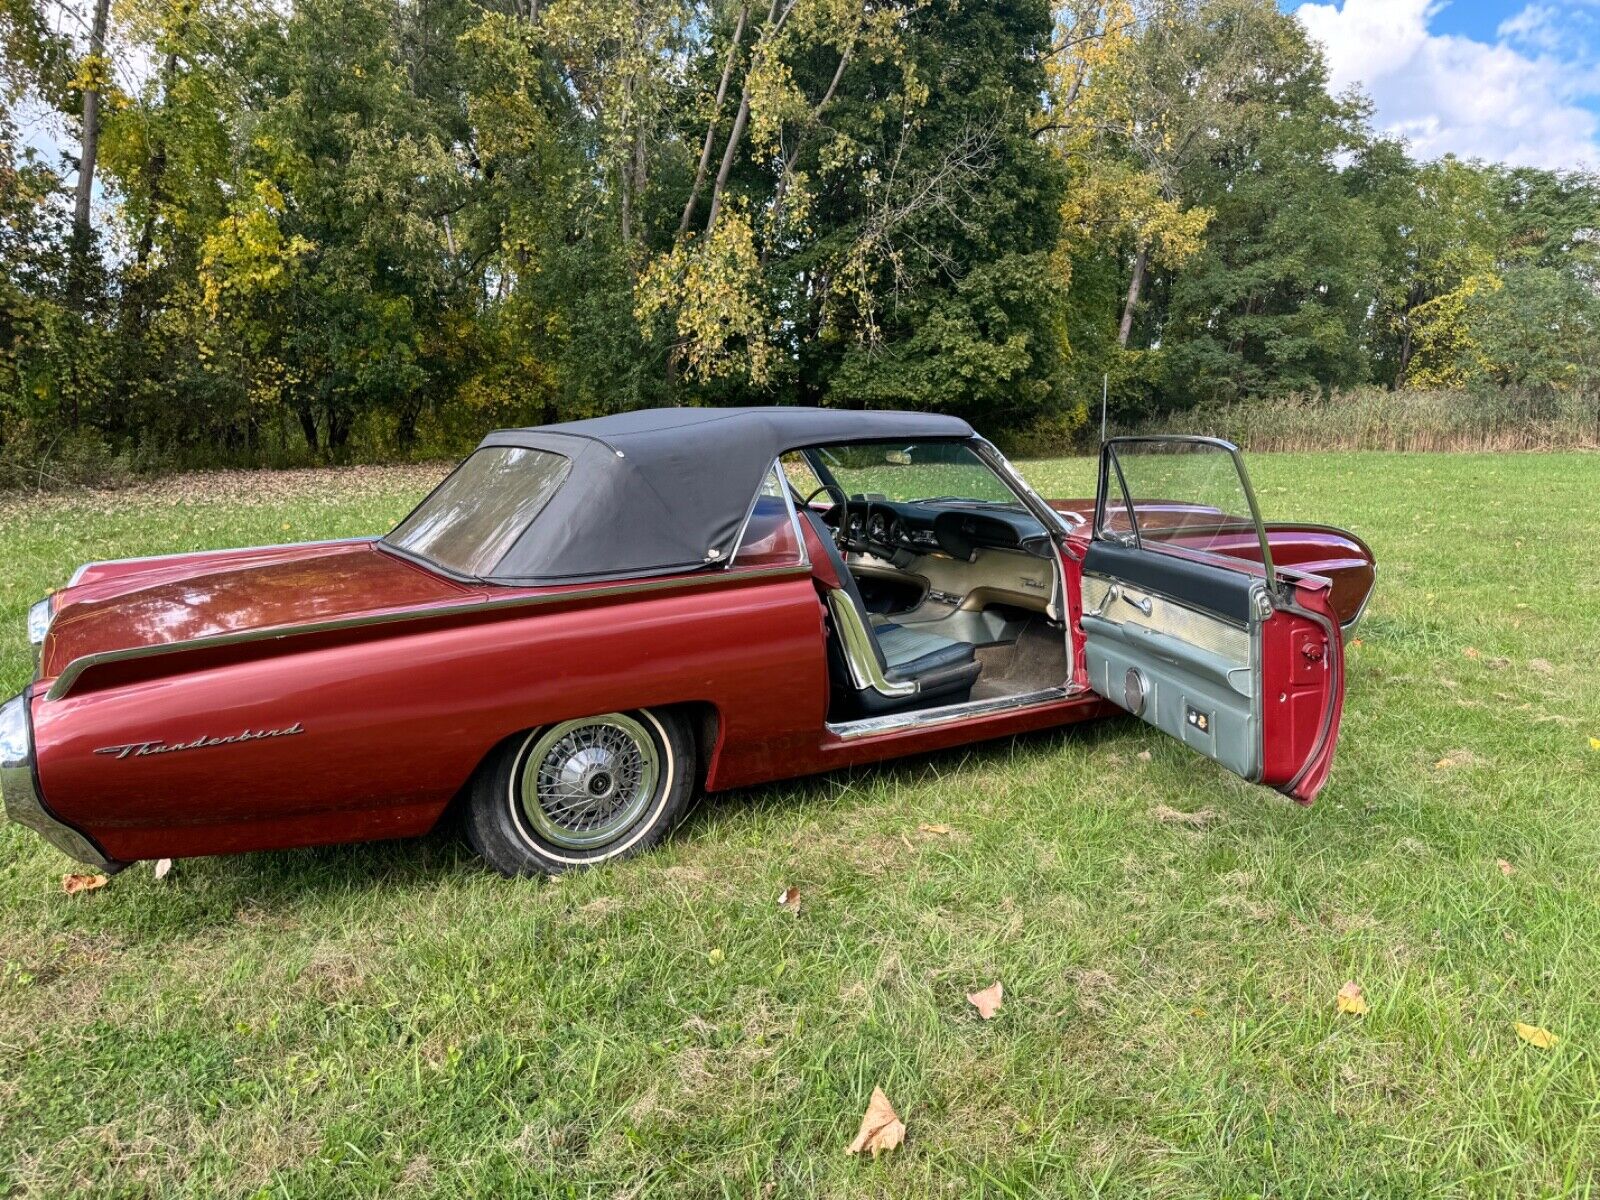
[1497,4,1566,53]
[1295,0,1600,170]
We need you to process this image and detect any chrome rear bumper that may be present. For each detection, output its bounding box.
[1,691,119,870]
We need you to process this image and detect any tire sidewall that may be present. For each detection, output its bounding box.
[467,708,693,876]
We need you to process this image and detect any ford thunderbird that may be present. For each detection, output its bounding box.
[2,408,1375,876]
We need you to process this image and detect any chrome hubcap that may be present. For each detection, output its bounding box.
[518,714,660,850]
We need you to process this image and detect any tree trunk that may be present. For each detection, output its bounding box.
[678,4,748,236]
[1394,325,1413,389]
[762,44,852,265]
[295,403,320,454]
[705,0,789,236]
[328,409,353,451]
[1117,244,1149,348]
[63,0,112,431]
[72,0,111,257]
[704,89,753,236]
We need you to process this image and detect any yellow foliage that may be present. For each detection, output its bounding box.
[1406,273,1503,388]
[1061,161,1210,269]
[636,208,776,386]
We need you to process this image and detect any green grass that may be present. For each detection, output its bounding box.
[3,452,1599,1198]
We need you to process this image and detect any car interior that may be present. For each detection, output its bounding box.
[777,442,1074,725]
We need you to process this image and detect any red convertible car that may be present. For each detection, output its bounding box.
[2,408,1374,876]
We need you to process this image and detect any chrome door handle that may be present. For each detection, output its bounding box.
[1120,591,1153,617]
[1086,583,1119,618]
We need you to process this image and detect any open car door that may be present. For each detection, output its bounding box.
[1082,436,1344,802]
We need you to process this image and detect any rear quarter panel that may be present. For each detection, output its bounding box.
[32,571,828,861]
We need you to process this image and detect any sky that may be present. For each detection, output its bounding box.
[1282,0,1600,170]
[15,1,1599,182]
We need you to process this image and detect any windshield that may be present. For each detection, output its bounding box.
[802,441,1017,506]
[385,447,572,577]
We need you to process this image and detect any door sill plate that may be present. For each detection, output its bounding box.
[825,686,1076,740]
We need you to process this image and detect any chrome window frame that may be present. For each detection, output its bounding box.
[729,458,811,571]
[1092,435,1279,597]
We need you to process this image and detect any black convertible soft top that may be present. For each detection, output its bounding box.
[476,406,974,584]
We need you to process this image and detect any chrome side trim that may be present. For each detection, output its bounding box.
[1,691,118,869]
[825,590,917,698]
[45,563,813,702]
[1248,585,1266,783]
[67,537,379,587]
[826,686,1072,740]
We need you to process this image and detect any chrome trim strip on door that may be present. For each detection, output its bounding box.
[44,563,814,701]
[825,686,1072,740]
[67,537,380,587]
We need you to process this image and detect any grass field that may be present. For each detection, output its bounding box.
[3,452,1599,1198]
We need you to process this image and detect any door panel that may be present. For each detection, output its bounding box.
[1083,436,1345,803]
[1081,554,1260,781]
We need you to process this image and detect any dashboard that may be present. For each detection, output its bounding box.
[836,498,1052,561]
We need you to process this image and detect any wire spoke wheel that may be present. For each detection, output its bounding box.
[517,714,661,850]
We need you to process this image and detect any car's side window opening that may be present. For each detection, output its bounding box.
[791,438,1072,726]
[731,463,806,569]
[385,447,571,578]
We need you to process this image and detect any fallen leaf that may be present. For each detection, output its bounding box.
[1463,646,1481,659]
[1514,1022,1558,1049]
[845,1086,906,1158]
[776,885,800,915]
[62,873,108,895]
[967,980,1003,1020]
[1336,981,1368,1016]
[918,823,951,836]
[1137,750,1153,762]
[1351,638,1364,648]
[1496,858,1515,876]
[1151,805,1217,828]
[1528,659,1553,675]
[153,858,173,880]
[1590,737,1600,753]
[707,948,725,966]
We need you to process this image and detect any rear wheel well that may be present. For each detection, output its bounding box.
[441,701,722,828]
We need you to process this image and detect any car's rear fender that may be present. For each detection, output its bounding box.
[30,569,826,862]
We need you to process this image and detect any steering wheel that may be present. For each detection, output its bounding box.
[801,483,851,548]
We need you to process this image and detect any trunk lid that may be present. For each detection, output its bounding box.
[41,541,475,682]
